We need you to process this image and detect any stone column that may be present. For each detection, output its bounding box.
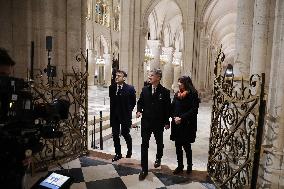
[250,0,270,76]
[162,47,174,90]
[103,53,111,86]
[88,50,96,85]
[147,40,161,70]
[143,62,150,82]
[198,35,209,91]
[119,0,143,92]
[259,0,284,188]
[119,0,131,72]
[182,0,195,76]
[172,65,181,93]
[234,0,255,78]
[132,0,143,92]
[172,51,182,92]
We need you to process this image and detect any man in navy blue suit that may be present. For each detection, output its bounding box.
[109,70,136,162]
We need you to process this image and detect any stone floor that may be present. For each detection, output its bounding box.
[25,155,215,189]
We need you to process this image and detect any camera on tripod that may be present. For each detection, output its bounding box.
[0,75,70,155]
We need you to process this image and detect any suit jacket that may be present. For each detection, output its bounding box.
[109,83,136,125]
[170,91,199,143]
[137,84,171,131]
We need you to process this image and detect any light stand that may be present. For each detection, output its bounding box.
[44,36,63,169]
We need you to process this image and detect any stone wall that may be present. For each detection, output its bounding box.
[0,0,86,79]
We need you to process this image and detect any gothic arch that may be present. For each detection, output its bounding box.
[142,0,184,35]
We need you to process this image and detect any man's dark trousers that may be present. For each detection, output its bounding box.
[141,119,164,172]
[112,114,132,155]
[137,84,170,173]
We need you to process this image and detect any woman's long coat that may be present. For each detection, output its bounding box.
[170,91,199,143]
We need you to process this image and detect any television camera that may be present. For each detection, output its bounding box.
[0,75,70,188]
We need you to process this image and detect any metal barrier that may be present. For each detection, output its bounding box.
[90,111,104,150]
[91,115,95,148]
[100,111,103,150]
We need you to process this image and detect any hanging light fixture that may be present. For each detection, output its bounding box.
[144,46,154,62]
[159,50,167,65]
[172,57,180,66]
[96,36,105,65]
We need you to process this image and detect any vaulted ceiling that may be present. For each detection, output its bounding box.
[148,0,183,51]
[203,0,237,64]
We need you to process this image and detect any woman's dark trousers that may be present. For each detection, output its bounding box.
[175,141,192,169]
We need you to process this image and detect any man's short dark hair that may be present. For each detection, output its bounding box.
[150,68,162,79]
[116,70,127,77]
[0,48,15,66]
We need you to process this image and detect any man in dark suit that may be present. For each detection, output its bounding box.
[136,69,171,180]
[109,70,136,162]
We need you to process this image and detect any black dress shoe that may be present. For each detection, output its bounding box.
[173,166,184,175]
[126,151,132,158]
[139,171,148,181]
[154,159,161,168]
[112,154,122,162]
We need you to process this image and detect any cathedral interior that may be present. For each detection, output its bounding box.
[0,0,284,188]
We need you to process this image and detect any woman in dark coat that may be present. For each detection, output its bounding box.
[170,76,199,174]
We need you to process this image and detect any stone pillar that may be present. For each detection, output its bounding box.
[172,51,182,92]
[250,0,270,76]
[234,0,255,78]
[147,40,161,70]
[66,0,85,73]
[198,35,209,91]
[182,0,195,76]
[259,0,284,188]
[119,0,133,74]
[162,47,174,90]
[88,50,96,85]
[132,0,143,92]
[119,0,144,92]
[172,65,181,93]
[143,62,150,82]
[103,53,111,86]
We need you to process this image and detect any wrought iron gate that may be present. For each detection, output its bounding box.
[207,50,266,189]
[31,50,89,171]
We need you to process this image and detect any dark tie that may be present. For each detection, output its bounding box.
[153,87,156,95]
[117,85,122,95]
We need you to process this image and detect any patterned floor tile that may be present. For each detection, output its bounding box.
[113,164,141,177]
[153,172,190,186]
[79,156,109,167]
[62,158,82,169]
[82,164,119,182]
[120,172,165,189]
[86,177,127,189]
[201,182,216,189]
[70,182,87,189]
[166,182,208,189]
[26,156,215,189]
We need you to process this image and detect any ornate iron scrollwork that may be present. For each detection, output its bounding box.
[208,49,265,188]
[31,50,89,171]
